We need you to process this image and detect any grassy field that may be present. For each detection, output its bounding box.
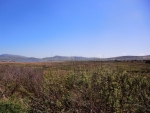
[0,61,150,113]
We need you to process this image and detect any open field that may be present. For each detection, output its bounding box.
[0,61,150,112]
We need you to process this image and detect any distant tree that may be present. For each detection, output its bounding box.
[145,60,150,64]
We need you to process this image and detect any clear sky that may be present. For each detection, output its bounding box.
[0,0,150,58]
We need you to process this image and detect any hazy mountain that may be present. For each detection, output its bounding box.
[0,54,150,62]
[0,54,41,62]
[43,56,91,61]
[0,54,27,58]
[107,55,150,60]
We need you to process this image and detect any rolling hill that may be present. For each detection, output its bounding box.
[0,54,150,62]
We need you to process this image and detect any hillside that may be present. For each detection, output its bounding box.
[0,54,150,62]
[0,54,41,62]
[107,55,150,60]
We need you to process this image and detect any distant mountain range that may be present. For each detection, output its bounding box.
[106,55,150,61]
[0,54,150,62]
[0,54,41,62]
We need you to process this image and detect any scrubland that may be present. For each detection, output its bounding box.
[0,61,150,113]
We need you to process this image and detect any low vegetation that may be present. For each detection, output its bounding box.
[0,61,150,112]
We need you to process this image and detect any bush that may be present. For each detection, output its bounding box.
[0,62,150,112]
[145,60,150,64]
[0,100,29,113]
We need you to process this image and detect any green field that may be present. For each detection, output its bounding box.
[0,61,150,113]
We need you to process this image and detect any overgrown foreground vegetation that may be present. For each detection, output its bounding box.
[0,61,150,113]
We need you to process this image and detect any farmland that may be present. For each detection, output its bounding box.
[0,61,150,112]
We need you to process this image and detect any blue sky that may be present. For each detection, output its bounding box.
[0,0,150,58]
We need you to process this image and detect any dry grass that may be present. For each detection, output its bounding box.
[0,61,150,112]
